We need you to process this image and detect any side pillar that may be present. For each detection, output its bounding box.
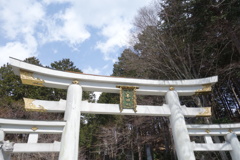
[0,130,13,160]
[59,83,82,160]
[225,133,240,160]
[165,91,195,160]
[0,130,5,160]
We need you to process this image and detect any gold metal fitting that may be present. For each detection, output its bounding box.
[169,86,175,91]
[31,127,38,131]
[205,129,210,134]
[72,80,79,84]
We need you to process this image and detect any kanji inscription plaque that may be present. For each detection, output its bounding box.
[117,86,138,112]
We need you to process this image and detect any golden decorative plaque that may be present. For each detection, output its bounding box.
[196,107,211,117]
[20,70,45,87]
[23,98,46,112]
[195,84,212,95]
[117,86,138,113]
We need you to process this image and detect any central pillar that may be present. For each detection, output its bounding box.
[166,91,195,160]
[59,83,82,160]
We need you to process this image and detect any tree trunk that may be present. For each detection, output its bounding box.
[145,144,153,160]
[230,31,240,56]
[138,145,142,160]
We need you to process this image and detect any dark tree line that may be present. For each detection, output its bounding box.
[90,0,240,159]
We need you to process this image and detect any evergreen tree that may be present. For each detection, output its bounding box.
[50,58,81,72]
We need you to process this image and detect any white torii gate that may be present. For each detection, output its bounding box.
[0,57,239,160]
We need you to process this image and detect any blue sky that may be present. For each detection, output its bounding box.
[0,0,152,75]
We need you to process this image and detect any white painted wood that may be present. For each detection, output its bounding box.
[59,84,82,160]
[82,102,171,116]
[193,143,232,151]
[187,123,240,129]
[178,106,211,117]
[0,130,7,160]
[0,141,14,160]
[166,91,195,160]
[0,118,65,134]
[24,99,211,117]
[9,57,218,96]
[225,133,240,160]
[187,129,240,136]
[27,133,38,143]
[0,126,64,134]
[0,130,4,142]
[0,130,5,160]
[81,102,211,117]
[0,150,6,160]
[24,98,66,112]
[187,124,240,136]
[0,118,66,126]
[204,135,213,144]
[13,141,60,153]
[0,149,11,160]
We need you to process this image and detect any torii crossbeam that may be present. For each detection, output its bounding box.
[1,57,238,160]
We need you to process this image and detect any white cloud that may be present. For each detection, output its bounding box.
[41,8,90,46]
[0,0,151,49]
[82,66,100,75]
[83,65,112,76]
[0,42,37,67]
[53,49,58,54]
[0,0,152,67]
[42,0,73,5]
[72,0,151,60]
[24,34,38,52]
[102,64,109,70]
[0,0,42,66]
[42,0,151,59]
[95,20,132,61]
[96,21,131,51]
[0,0,45,39]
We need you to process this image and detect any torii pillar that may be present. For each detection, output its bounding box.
[59,82,82,160]
[166,90,195,160]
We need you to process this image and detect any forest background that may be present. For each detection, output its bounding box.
[0,0,240,159]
